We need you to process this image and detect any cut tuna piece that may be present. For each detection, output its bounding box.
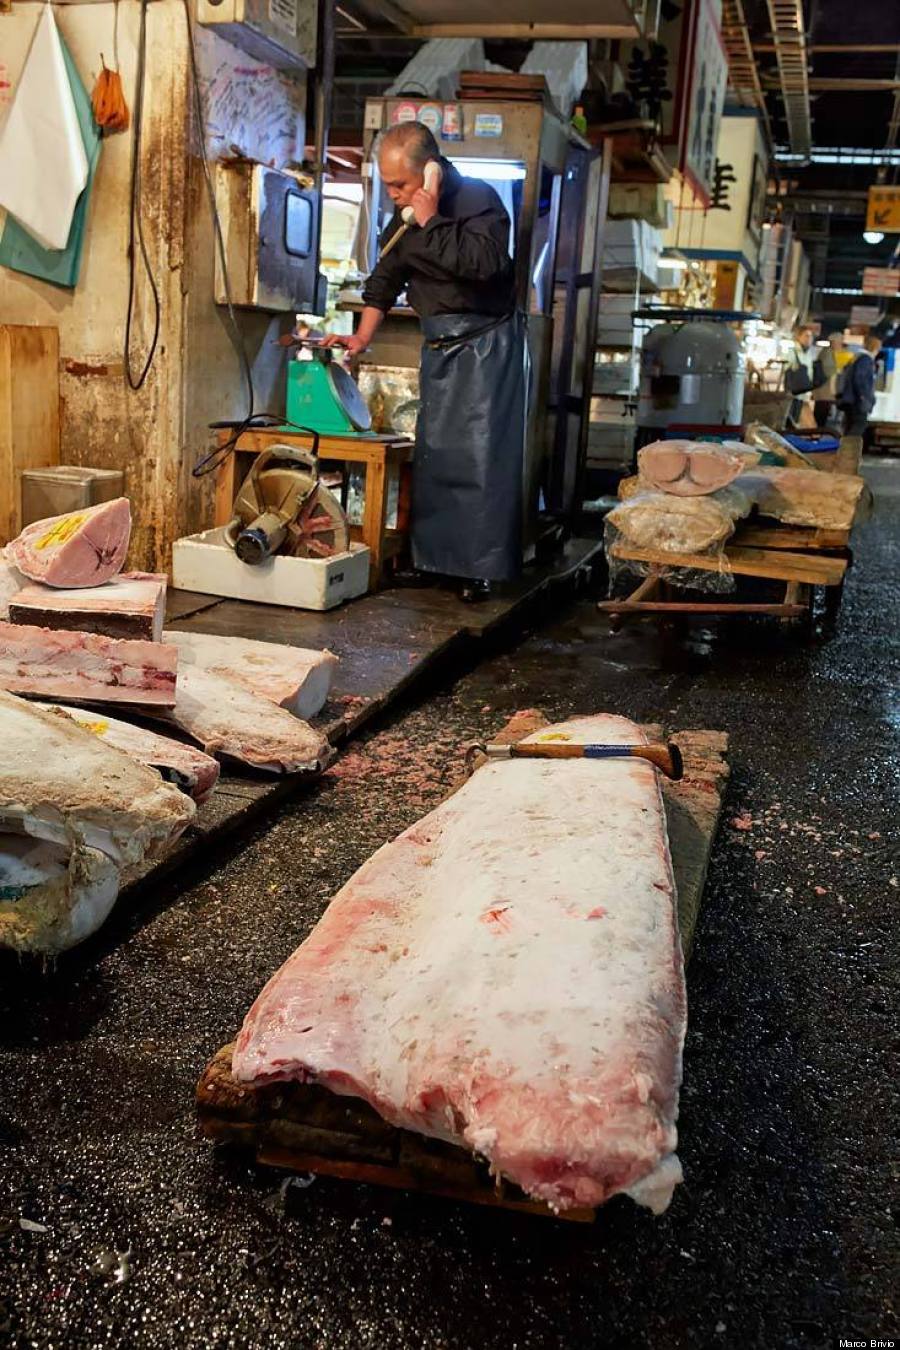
[638,441,757,496]
[163,630,337,719]
[0,688,195,866]
[36,704,220,804]
[9,573,167,642]
[233,713,685,1214]
[0,622,177,706]
[7,497,131,588]
[153,666,331,774]
[0,558,25,619]
[0,834,120,954]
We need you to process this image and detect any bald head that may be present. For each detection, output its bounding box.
[376,122,441,211]
[376,122,440,169]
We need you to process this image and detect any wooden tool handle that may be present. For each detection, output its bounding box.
[509,741,684,780]
[509,743,584,759]
[635,743,684,781]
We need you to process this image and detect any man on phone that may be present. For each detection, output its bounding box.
[323,122,527,602]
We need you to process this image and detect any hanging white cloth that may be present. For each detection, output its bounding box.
[0,5,88,251]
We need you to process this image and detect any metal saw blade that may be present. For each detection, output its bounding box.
[284,483,350,559]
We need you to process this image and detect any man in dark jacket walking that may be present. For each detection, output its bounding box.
[323,122,527,602]
[839,333,882,435]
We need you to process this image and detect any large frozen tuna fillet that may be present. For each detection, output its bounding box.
[233,714,685,1214]
[163,630,337,719]
[0,622,177,706]
[0,834,121,954]
[0,558,25,619]
[10,573,167,642]
[0,688,195,866]
[744,466,867,531]
[7,497,131,588]
[609,492,738,554]
[638,441,758,496]
[152,666,330,774]
[35,704,220,804]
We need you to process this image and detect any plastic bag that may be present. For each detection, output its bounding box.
[604,492,736,595]
[743,422,817,470]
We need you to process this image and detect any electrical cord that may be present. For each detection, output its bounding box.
[124,0,160,390]
[192,413,322,478]
[181,0,258,477]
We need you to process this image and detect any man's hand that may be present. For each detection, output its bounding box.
[320,333,367,356]
[410,185,439,228]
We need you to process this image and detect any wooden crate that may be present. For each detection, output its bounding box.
[196,719,729,1221]
[0,325,60,544]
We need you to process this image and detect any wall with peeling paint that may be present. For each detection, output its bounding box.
[0,1,307,570]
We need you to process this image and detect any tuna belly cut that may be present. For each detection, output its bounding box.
[233,714,686,1214]
[150,666,331,774]
[0,622,177,706]
[0,689,195,866]
[35,704,220,804]
[7,497,131,588]
[163,630,337,719]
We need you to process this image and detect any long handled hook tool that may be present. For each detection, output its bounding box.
[466,739,684,781]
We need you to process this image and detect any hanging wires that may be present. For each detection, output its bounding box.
[124,0,160,390]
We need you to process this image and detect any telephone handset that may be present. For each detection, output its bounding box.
[401,160,443,225]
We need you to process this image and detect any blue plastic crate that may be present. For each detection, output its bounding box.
[783,434,841,454]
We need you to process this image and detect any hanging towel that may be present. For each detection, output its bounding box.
[0,5,89,251]
[0,32,101,287]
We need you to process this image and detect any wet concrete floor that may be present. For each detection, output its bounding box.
[0,461,897,1350]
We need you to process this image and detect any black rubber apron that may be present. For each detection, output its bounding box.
[413,310,527,582]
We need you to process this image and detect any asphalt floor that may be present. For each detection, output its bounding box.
[0,460,897,1350]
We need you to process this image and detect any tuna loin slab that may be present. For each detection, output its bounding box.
[233,714,686,1214]
[9,573,168,642]
[163,629,336,719]
[0,622,177,706]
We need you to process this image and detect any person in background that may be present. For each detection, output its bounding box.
[838,333,882,437]
[812,332,842,430]
[785,323,818,428]
[321,122,525,604]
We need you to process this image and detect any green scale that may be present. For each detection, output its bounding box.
[285,345,374,437]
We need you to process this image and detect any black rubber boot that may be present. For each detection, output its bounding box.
[459,579,492,604]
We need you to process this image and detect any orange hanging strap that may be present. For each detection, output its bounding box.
[91,54,130,133]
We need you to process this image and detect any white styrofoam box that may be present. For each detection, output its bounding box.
[602,218,642,271]
[589,396,635,426]
[172,528,370,611]
[593,354,638,395]
[596,294,638,345]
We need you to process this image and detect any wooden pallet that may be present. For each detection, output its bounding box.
[196,719,729,1221]
[600,533,849,631]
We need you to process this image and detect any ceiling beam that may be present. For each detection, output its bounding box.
[765,0,812,160]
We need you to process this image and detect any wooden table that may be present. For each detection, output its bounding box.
[213,429,414,590]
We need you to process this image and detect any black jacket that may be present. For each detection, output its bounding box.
[361,160,515,318]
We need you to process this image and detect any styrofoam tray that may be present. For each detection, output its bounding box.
[172,528,370,611]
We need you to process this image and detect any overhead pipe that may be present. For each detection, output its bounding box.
[720,0,772,142]
[765,0,812,161]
